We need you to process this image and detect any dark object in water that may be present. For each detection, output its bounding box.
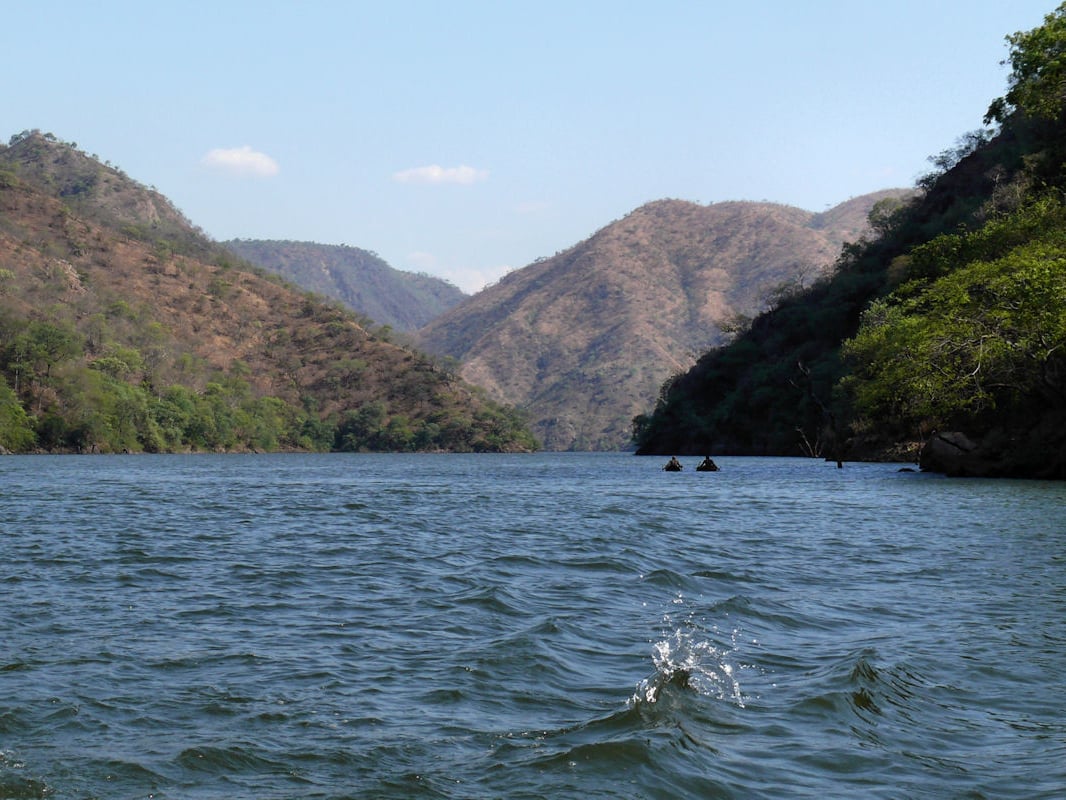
[669,667,693,689]
[696,456,720,472]
[663,456,683,471]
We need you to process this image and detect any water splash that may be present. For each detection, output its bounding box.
[631,614,746,708]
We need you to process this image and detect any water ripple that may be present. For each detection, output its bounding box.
[1,453,1064,799]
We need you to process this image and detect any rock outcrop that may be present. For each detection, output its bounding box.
[920,423,1066,479]
[919,432,986,476]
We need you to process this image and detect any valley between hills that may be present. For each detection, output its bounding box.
[232,192,909,450]
[5,0,1066,478]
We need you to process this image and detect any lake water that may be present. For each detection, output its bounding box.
[1,453,1064,799]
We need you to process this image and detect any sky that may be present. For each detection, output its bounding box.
[3,1,1058,293]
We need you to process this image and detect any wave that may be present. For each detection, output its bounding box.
[780,645,943,776]
[0,775,50,800]
[486,600,753,774]
[489,670,740,798]
[175,742,287,774]
[638,567,699,593]
[631,626,746,709]
[0,750,49,800]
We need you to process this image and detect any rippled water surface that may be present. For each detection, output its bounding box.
[2,453,1064,798]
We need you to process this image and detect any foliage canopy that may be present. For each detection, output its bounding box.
[986,2,1066,123]
[843,197,1066,433]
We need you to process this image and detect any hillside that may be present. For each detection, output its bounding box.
[0,131,536,454]
[415,192,909,450]
[633,7,1066,479]
[223,239,466,332]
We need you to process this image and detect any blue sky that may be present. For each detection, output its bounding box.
[4,1,1056,292]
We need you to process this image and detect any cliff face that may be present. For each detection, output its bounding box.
[417,193,909,450]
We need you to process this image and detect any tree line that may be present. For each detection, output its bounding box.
[0,314,534,455]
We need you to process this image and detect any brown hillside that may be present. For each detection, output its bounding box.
[416,194,910,450]
[0,131,535,453]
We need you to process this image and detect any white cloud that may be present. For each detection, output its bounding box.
[392,164,488,185]
[201,145,279,177]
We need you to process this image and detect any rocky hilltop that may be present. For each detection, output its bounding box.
[416,192,909,450]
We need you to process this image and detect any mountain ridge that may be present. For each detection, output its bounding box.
[223,239,466,332]
[416,191,910,450]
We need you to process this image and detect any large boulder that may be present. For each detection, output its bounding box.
[919,432,989,477]
[920,423,1066,479]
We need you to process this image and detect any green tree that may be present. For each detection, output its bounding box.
[336,402,388,451]
[152,386,197,450]
[986,2,1066,123]
[843,205,1066,432]
[8,321,82,389]
[0,377,34,451]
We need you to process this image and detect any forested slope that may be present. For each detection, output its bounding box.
[0,132,536,454]
[224,239,466,333]
[634,5,1066,478]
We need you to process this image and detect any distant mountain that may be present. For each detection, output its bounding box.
[0,131,535,454]
[223,239,466,332]
[415,192,911,450]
